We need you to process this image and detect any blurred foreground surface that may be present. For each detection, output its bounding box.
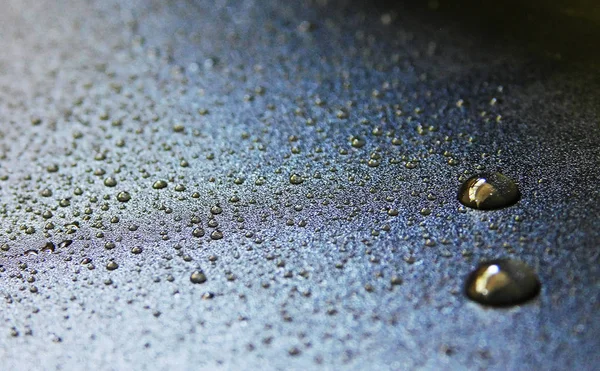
[0,0,598,369]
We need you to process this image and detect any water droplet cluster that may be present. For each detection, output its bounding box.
[0,0,595,369]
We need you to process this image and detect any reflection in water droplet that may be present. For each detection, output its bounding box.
[465,259,540,306]
[458,173,519,210]
[289,174,304,185]
[58,240,73,248]
[117,191,131,202]
[190,270,207,284]
[41,242,55,253]
[24,249,38,256]
[153,180,168,189]
[104,177,117,187]
[351,136,366,148]
[210,230,223,240]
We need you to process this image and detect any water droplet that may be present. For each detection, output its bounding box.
[465,259,540,306]
[350,136,366,148]
[190,270,207,284]
[104,177,117,187]
[41,242,55,253]
[116,191,131,202]
[40,189,53,197]
[458,173,519,210]
[210,230,223,240]
[192,228,205,237]
[289,174,304,185]
[153,180,168,189]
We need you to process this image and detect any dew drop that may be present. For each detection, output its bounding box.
[40,189,53,197]
[41,242,55,253]
[103,177,117,187]
[192,228,205,238]
[289,174,304,185]
[465,259,540,306]
[152,180,168,189]
[210,230,223,240]
[350,136,366,148]
[116,191,131,202]
[190,270,207,284]
[458,172,519,210]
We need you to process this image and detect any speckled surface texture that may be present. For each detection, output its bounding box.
[0,0,598,370]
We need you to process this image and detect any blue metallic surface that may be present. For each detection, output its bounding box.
[0,0,598,369]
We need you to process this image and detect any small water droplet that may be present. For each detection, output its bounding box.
[152,180,168,189]
[41,242,55,253]
[104,177,117,187]
[458,173,519,210]
[350,136,366,148]
[192,228,205,238]
[465,259,540,306]
[289,174,304,185]
[116,191,131,202]
[190,270,207,284]
[40,189,53,197]
[210,230,223,240]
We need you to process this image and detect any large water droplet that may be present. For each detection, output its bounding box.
[190,270,207,284]
[117,191,131,202]
[465,259,540,306]
[152,180,168,189]
[289,174,304,185]
[458,172,519,209]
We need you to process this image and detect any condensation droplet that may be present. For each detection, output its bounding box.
[289,174,304,185]
[190,270,207,284]
[458,172,519,210]
[117,191,131,202]
[153,180,168,189]
[465,259,540,306]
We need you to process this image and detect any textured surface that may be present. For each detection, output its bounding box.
[0,0,599,370]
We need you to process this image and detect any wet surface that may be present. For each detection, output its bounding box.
[0,0,599,369]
